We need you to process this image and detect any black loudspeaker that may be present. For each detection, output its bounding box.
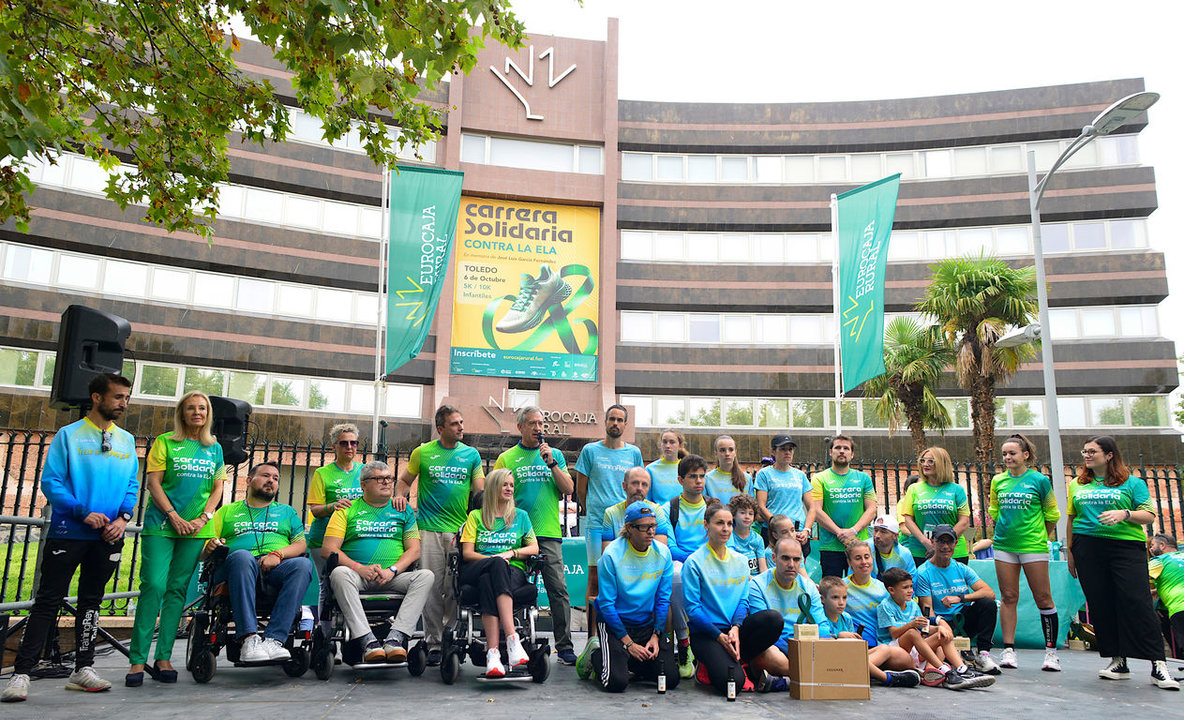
[49,305,132,410]
[209,395,251,466]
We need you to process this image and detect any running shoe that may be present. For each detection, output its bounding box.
[260,637,291,661]
[678,640,695,679]
[942,669,968,690]
[883,669,922,687]
[1,674,29,702]
[921,666,948,687]
[485,649,506,678]
[575,637,597,677]
[506,633,529,667]
[956,667,996,689]
[65,667,112,693]
[1099,657,1130,680]
[1151,660,1180,690]
[556,648,578,666]
[695,661,711,686]
[1041,649,1061,672]
[978,650,1002,675]
[240,634,269,662]
[495,265,572,334]
[998,647,1018,668]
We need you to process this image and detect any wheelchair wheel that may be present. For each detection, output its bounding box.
[311,628,335,681]
[192,650,217,684]
[529,650,550,684]
[441,652,461,685]
[283,646,310,677]
[407,643,427,677]
[186,612,210,672]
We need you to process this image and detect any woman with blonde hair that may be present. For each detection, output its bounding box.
[899,447,970,567]
[127,391,226,686]
[460,468,540,677]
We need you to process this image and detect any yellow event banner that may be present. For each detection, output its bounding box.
[450,197,600,381]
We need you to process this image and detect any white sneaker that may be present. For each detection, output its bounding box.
[486,648,506,677]
[977,651,1002,675]
[1041,649,1061,672]
[998,647,1018,669]
[260,637,291,661]
[65,666,111,692]
[240,634,270,662]
[506,633,529,667]
[1099,656,1130,680]
[1,674,29,702]
[1151,660,1180,690]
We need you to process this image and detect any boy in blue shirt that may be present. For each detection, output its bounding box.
[727,493,767,576]
[876,567,993,690]
[818,576,919,688]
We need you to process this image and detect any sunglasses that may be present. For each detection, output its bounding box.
[338,440,359,447]
[101,430,112,454]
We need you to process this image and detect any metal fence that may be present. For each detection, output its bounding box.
[3,429,1183,615]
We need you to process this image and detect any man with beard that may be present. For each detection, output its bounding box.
[3,374,139,702]
[809,435,877,579]
[204,462,313,663]
[600,467,672,546]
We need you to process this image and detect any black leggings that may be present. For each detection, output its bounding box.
[460,556,527,616]
[951,596,998,652]
[688,609,783,695]
[1072,534,1164,661]
[593,620,680,693]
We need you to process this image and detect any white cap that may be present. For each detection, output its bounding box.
[872,515,900,534]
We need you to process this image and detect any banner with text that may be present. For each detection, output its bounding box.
[385,166,464,375]
[451,197,600,381]
[836,174,900,394]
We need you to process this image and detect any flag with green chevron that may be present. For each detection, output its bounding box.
[385,166,464,375]
[836,173,900,394]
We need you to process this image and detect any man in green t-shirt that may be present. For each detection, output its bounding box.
[493,405,575,663]
[394,404,484,663]
[809,435,877,579]
[206,463,312,664]
[1150,532,1184,659]
[326,460,432,664]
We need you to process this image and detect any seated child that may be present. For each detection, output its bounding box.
[875,567,994,690]
[818,576,919,688]
[727,494,767,576]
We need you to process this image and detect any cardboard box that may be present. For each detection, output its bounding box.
[953,636,971,651]
[795,623,819,639]
[787,638,871,700]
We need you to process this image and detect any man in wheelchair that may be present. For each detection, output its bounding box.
[321,460,433,664]
[204,462,314,663]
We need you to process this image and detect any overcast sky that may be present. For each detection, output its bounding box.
[507,0,1184,416]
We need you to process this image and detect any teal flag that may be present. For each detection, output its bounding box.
[836,174,900,394]
[384,166,464,375]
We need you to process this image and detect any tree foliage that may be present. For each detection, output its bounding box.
[0,0,523,236]
[916,255,1038,461]
[864,316,954,458]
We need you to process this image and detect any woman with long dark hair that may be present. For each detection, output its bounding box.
[704,435,749,504]
[1067,435,1178,690]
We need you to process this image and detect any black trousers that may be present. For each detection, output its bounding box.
[951,596,997,652]
[460,557,527,616]
[1072,534,1165,661]
[592,620,680,692]
[820,550,848,579]
[688,609,783,695]
[14,538,123,674]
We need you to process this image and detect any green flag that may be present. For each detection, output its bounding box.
[385,166,464,375]
[836,174,900,394]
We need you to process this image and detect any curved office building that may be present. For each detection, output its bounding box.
[0,20,1177,463]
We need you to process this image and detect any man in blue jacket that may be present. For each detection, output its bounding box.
[3,373,140,703]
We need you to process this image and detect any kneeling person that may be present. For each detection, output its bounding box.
[746,537,826,691]
[594,502,679,692]
[207,463,313,663]
[323,460,433,664]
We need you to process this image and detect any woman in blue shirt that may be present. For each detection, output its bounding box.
[681,503,782,695]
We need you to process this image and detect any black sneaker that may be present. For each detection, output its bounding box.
[556,648,577,666]
[1151,661,1181,690]
[956,667,996,689]
[427,647,442,666]
[1099,657,1130,680]
[942,670,967,690]
[883,669,921,688]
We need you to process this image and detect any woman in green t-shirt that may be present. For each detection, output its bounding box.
[460,468,539,678]
[1066,435,1178,690]
[128,392,226,686]
[899,446,970,566]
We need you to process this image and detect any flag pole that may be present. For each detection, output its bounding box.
[831,192,843,435]
[372,164,391,454]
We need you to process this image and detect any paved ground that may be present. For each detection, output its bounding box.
[4,642,1182,719]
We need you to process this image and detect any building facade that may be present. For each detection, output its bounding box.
[0,20,1178,464]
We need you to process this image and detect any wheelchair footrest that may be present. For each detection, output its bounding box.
[232,659,290,668]
[476,666,534,682]
[346,661,407,669]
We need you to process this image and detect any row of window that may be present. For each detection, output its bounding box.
[25,152,385,240]
[0,242,382,326]
[621,134,1140,185]
[284,107,437,163]
[0,347,420,417]
[619,305,1160,346]
[460,133,604,175]
[618,394,1172,431]
[620,218,1150,265]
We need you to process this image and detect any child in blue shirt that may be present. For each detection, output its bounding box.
[819,575,920,688]
[727,494,767,576]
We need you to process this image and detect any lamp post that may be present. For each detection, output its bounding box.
[1027,91,1158,540]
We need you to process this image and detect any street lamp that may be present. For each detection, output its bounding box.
[1027,91,1159,541]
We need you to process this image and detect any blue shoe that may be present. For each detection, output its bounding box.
[556,648,578,666]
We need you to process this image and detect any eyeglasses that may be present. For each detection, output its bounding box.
[685,473,707,480]
[338,440,359,447]
[367,475,395,484]
[1081,449,1103,456]
[629,523,658,533]
[101,430,112,454]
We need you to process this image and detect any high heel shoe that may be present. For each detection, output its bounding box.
[125,670,144,687]
[152,661,178,684]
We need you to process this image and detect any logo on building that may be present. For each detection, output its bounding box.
[491,45,576,121]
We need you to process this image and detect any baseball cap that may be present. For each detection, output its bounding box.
[872,515,900,534]
[930,524,958,541]
[771,434,797,449]
[624,501,656,524]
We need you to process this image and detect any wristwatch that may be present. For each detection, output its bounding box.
[546,459,558,468]
[200,511,213,521]
[119,511,133,522]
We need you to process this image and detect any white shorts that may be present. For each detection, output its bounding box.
[994,549,1050,565]
[886,638,924,668]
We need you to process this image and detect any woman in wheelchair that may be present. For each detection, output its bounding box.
[459,468,540,677]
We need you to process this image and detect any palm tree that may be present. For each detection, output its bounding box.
[864,316,954,457]
[916,255,1038,461]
